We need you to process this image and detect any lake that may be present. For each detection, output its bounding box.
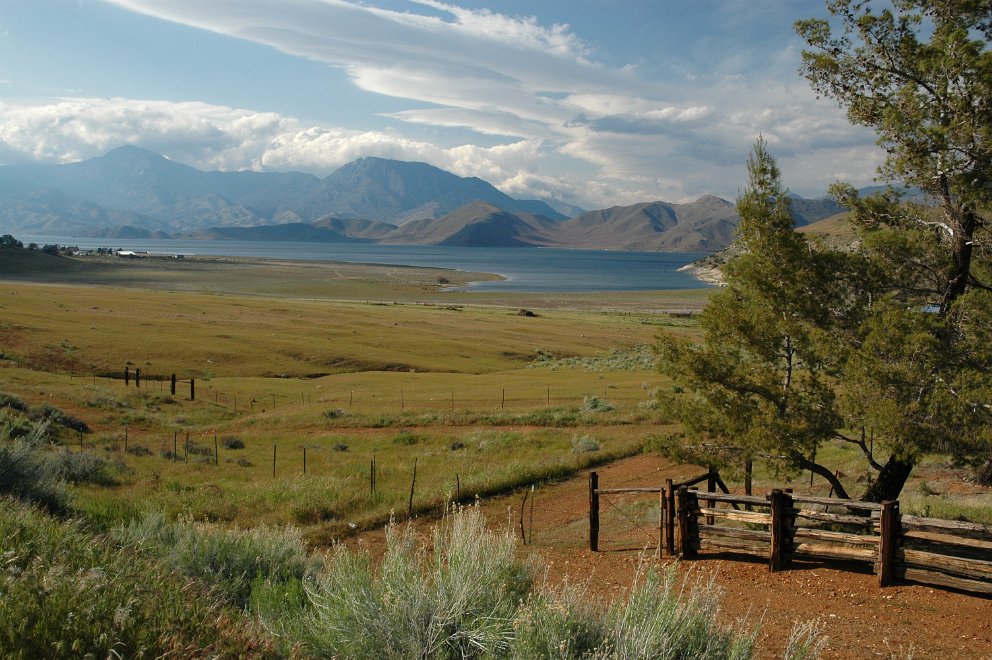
[19,236,712,293]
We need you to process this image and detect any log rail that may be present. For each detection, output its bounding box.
[589,471,992,595]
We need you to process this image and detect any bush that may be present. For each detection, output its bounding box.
[0,423,70,512]
[0,392,27,412]
[332,442,349,452]
[305,506,533,658]
[582,395,615,413]
[571,434,601,453]
[29,404,90,433]
[392,430,420,446]
[0,499,274,656]
[52,449,118,486]
[115,511,316,610]
[323,409,346,420]
[222,436,245,449]
[126,444,153,456]
[301,506,776,659]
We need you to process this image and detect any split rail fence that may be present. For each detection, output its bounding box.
[588,471,992,595]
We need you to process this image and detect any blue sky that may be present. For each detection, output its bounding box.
[0,0,883,208]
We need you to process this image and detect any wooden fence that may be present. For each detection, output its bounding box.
[588,472,992,595]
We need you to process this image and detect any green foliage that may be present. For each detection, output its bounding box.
[571,434,601,453]
[582,395,616,413]
[221,435,245,449]
[305,506,533,658]
[28,403,91,433]
[657,139,857,497]
[52,448,118,486]
[392,429,421,445]
[115,511,316,610]
[0,423,70,512]
[0,498,275,658]
[302,506,770,659]
[0,391,28,411]
[600,567,756,659]
[795,1,992,498]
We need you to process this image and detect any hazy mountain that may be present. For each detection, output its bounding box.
[383,201,559,247]
[300,157,567,224]
[0,146,850,252]
[0,147,567,234]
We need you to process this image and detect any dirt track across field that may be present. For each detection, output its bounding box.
[348,453,991,659]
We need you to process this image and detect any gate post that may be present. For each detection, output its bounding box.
[878,500,899,587]
[769,489,793,572]
[665,478,676,556]
[677,486,696,558]
[589,472,599,552]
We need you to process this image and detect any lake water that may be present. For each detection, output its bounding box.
[19,236,712,293]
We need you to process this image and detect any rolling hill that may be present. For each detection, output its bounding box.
[0,146,850,252]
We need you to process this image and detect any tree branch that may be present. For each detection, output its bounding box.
[789,449,850,499]
[834,432,885,471]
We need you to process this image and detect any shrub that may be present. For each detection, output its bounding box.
[126,444,153,456]
[582,395,615,413]
[571,435,601,453]
[222,436,245,449]
[52,449,118,486]
[332,442,349,452]
[0,423,69,512]
[323,409,346,420]
[29,404,90,433]
[301,507,776,659]
[187,440,212,456]
[0,392,27,412]
[392,430,420,446]
[0,499,274,656]
[600,566,756,658]
[115,511,316,610]
[304,506,534,658]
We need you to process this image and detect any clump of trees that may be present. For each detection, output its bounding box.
[658,0,991,500]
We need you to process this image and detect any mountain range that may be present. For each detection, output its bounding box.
[0,146,845,252]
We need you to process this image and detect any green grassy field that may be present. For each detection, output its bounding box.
[0,249,713,540]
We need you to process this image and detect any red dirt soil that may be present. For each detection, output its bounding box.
[347,454,992,659]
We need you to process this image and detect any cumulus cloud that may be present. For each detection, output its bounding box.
[6,1,884,206]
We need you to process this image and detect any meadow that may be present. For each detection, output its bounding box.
[0,251,710,541]
[4,249,989,657]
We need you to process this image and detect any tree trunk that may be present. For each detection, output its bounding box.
[861,455,914,502]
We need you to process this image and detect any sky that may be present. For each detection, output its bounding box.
[0,0,885,209]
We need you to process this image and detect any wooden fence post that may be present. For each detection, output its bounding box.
[190,378,195,401]
[589,471,599,552]
[272,445,277,478]
[658,488,665,558]
[665,478,676,556]
[303,446,307,475]
[706,466,716,525]
[769,489,793,572]
[124,366,130,386]
[878,500,899,587]
[170,374,176,395]
[677,487,696,558]
[408,458,417,518]
[135,368,141,388]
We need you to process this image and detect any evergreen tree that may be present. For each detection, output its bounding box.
[657,139,862,498]
[796,0,992,498]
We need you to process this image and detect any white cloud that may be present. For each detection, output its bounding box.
[7,1,885,205]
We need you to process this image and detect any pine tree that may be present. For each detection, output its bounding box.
[797,0,992,499]
[657,139,860,497]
